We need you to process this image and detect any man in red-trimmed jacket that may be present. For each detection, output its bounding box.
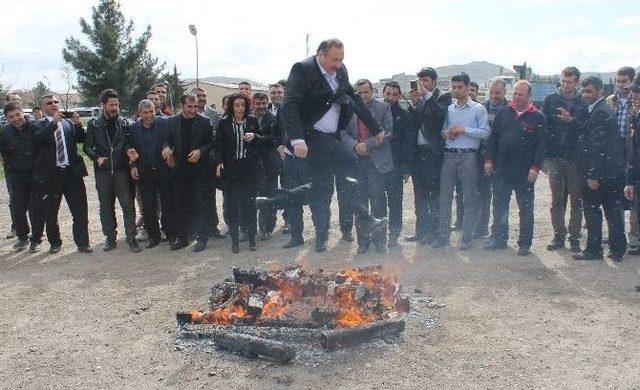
[483,80,547,255]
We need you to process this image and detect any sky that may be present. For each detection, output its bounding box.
[1,0,639,92]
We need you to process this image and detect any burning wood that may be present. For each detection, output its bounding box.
[176,265,410,359]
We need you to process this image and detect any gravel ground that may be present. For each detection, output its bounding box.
[0,171,639,390]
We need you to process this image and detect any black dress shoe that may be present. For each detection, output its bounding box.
[6,228,16,239]
[231,239,240,253]
[341,232,354,242]
[547,236,565,251]
[431,237,450,248]
[388,235,399,248]
[569,239,581,253]
[626,248,640,256]
[170,239,187,250]
[248,238,258,251]
[193,240,207,252]
[360,217,388,237]
[283,237,304,249]
[49,245,61,254]
[145,239,160,249]
[260,232,272,241]
[607,252,624,262]
[78,246,93,253]
[573,251,604,260]
[517,247,531,256]
[405,235,423,242]
[103,238,117,252]
[282,223,291,234]
[13,238,29,251]
[483,239,508,250]
[209,230,226,239]
[315,238,327,253]
[356,243,370,254]
[374,243,388,254]
[128,239,142,253]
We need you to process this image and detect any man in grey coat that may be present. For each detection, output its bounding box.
[342,79,394,253]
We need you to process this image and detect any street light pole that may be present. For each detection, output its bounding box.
[189,24,199,87]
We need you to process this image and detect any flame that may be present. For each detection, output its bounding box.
[200,305,246,325]
[335,307,375,328]
[261,292,288,320]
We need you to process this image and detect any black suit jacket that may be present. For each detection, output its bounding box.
[127,117,170,179]
[165,114,214,178]
[280,56,383,142]
[33,117,88,186]
[409,88,452,160]
[575,98,626,181]
[256,111,281,176]
[211,116,264,191]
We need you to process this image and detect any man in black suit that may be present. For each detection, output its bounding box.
[127,99,173,249]
[252,92,280,240]
[32,94,92,254]
[84,89,140,253]
[573,76,627,261]
[407,67,452,244]
[259,38,387,253]
[161,93,214,252]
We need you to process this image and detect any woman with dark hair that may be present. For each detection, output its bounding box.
[212,93,264,253]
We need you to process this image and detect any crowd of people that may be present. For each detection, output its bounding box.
[1,39,640,272]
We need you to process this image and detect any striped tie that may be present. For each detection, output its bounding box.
[55,126,66,164]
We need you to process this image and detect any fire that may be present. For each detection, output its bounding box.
[185,266,409,329]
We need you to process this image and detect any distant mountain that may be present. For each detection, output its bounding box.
[434,61,517,84]
[184,76,268,88]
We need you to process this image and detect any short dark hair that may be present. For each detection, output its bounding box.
[561,66,581,80]
[451,72,471,86]
[617,66,636,81]
[268,83,284,89]
[180,93,197,105]
[5,92,19,102]
[252,92,268,101]
[581,76,604,91]
[277,79,287,88]
[354,79,373,90]
[146,90,158,96]
[469,81,479,90]
[100,89,119,104]
[3,101,22,116]
[238,81,251,88]
[41,94,56,103]
[417,67,438,80]
[225,92,252,118]
[383,81,402,94]
[316,38,344,54]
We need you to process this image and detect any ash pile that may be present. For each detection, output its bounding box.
[175,265,410,363]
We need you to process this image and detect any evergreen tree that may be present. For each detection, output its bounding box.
[62,0,152,111]
[162,65,184,112]
[131,51,165,108]
[31,81,51,107]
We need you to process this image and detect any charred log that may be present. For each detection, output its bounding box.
[320,318,406,351]
[232,267,268,287]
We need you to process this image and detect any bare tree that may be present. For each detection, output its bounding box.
[60,65,75,111]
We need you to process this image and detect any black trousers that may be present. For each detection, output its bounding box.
[5,169,17,231]
[583,178,627,256]
[224,175,258,240]
[171,174,213,242]
[7,173,34,241]
[258,173,279,234]
[411,147,442,239]
[140,171,174,242]
[336,175,353,235]
[305,131,369,240]
[355,158,387,246]
[384,169,404,238]
[95,170,136,240]
[281,154,310,240]
[490,173,534,248]
[32,168,89,247]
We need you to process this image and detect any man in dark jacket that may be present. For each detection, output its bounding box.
[407,67,452,244]
[542,66,588,253]
[127,99,173,249]
[382,81,414,247]
[161,93,214,252]
[84,89,140,252]
[0,102,37,251]
[259,38,387,253]
[32,94,91,254]
[252,92,280,240]
[483,81,547,256]
[574,76,627,261]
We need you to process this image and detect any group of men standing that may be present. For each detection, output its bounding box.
[2,38,640,266]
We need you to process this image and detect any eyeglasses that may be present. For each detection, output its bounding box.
[45,100,59,105]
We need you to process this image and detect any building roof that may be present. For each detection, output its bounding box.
[182,79,269,91]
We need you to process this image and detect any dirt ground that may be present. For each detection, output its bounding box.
[1,171,639,390]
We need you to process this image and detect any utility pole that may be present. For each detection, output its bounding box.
[189,24,199,87]
[305,34,310,57]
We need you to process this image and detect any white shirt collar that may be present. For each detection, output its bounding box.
[316,57,335,78]
[588,97,604,113]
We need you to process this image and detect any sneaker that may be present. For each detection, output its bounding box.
[13,238,29,251]
[29,242,41,253]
